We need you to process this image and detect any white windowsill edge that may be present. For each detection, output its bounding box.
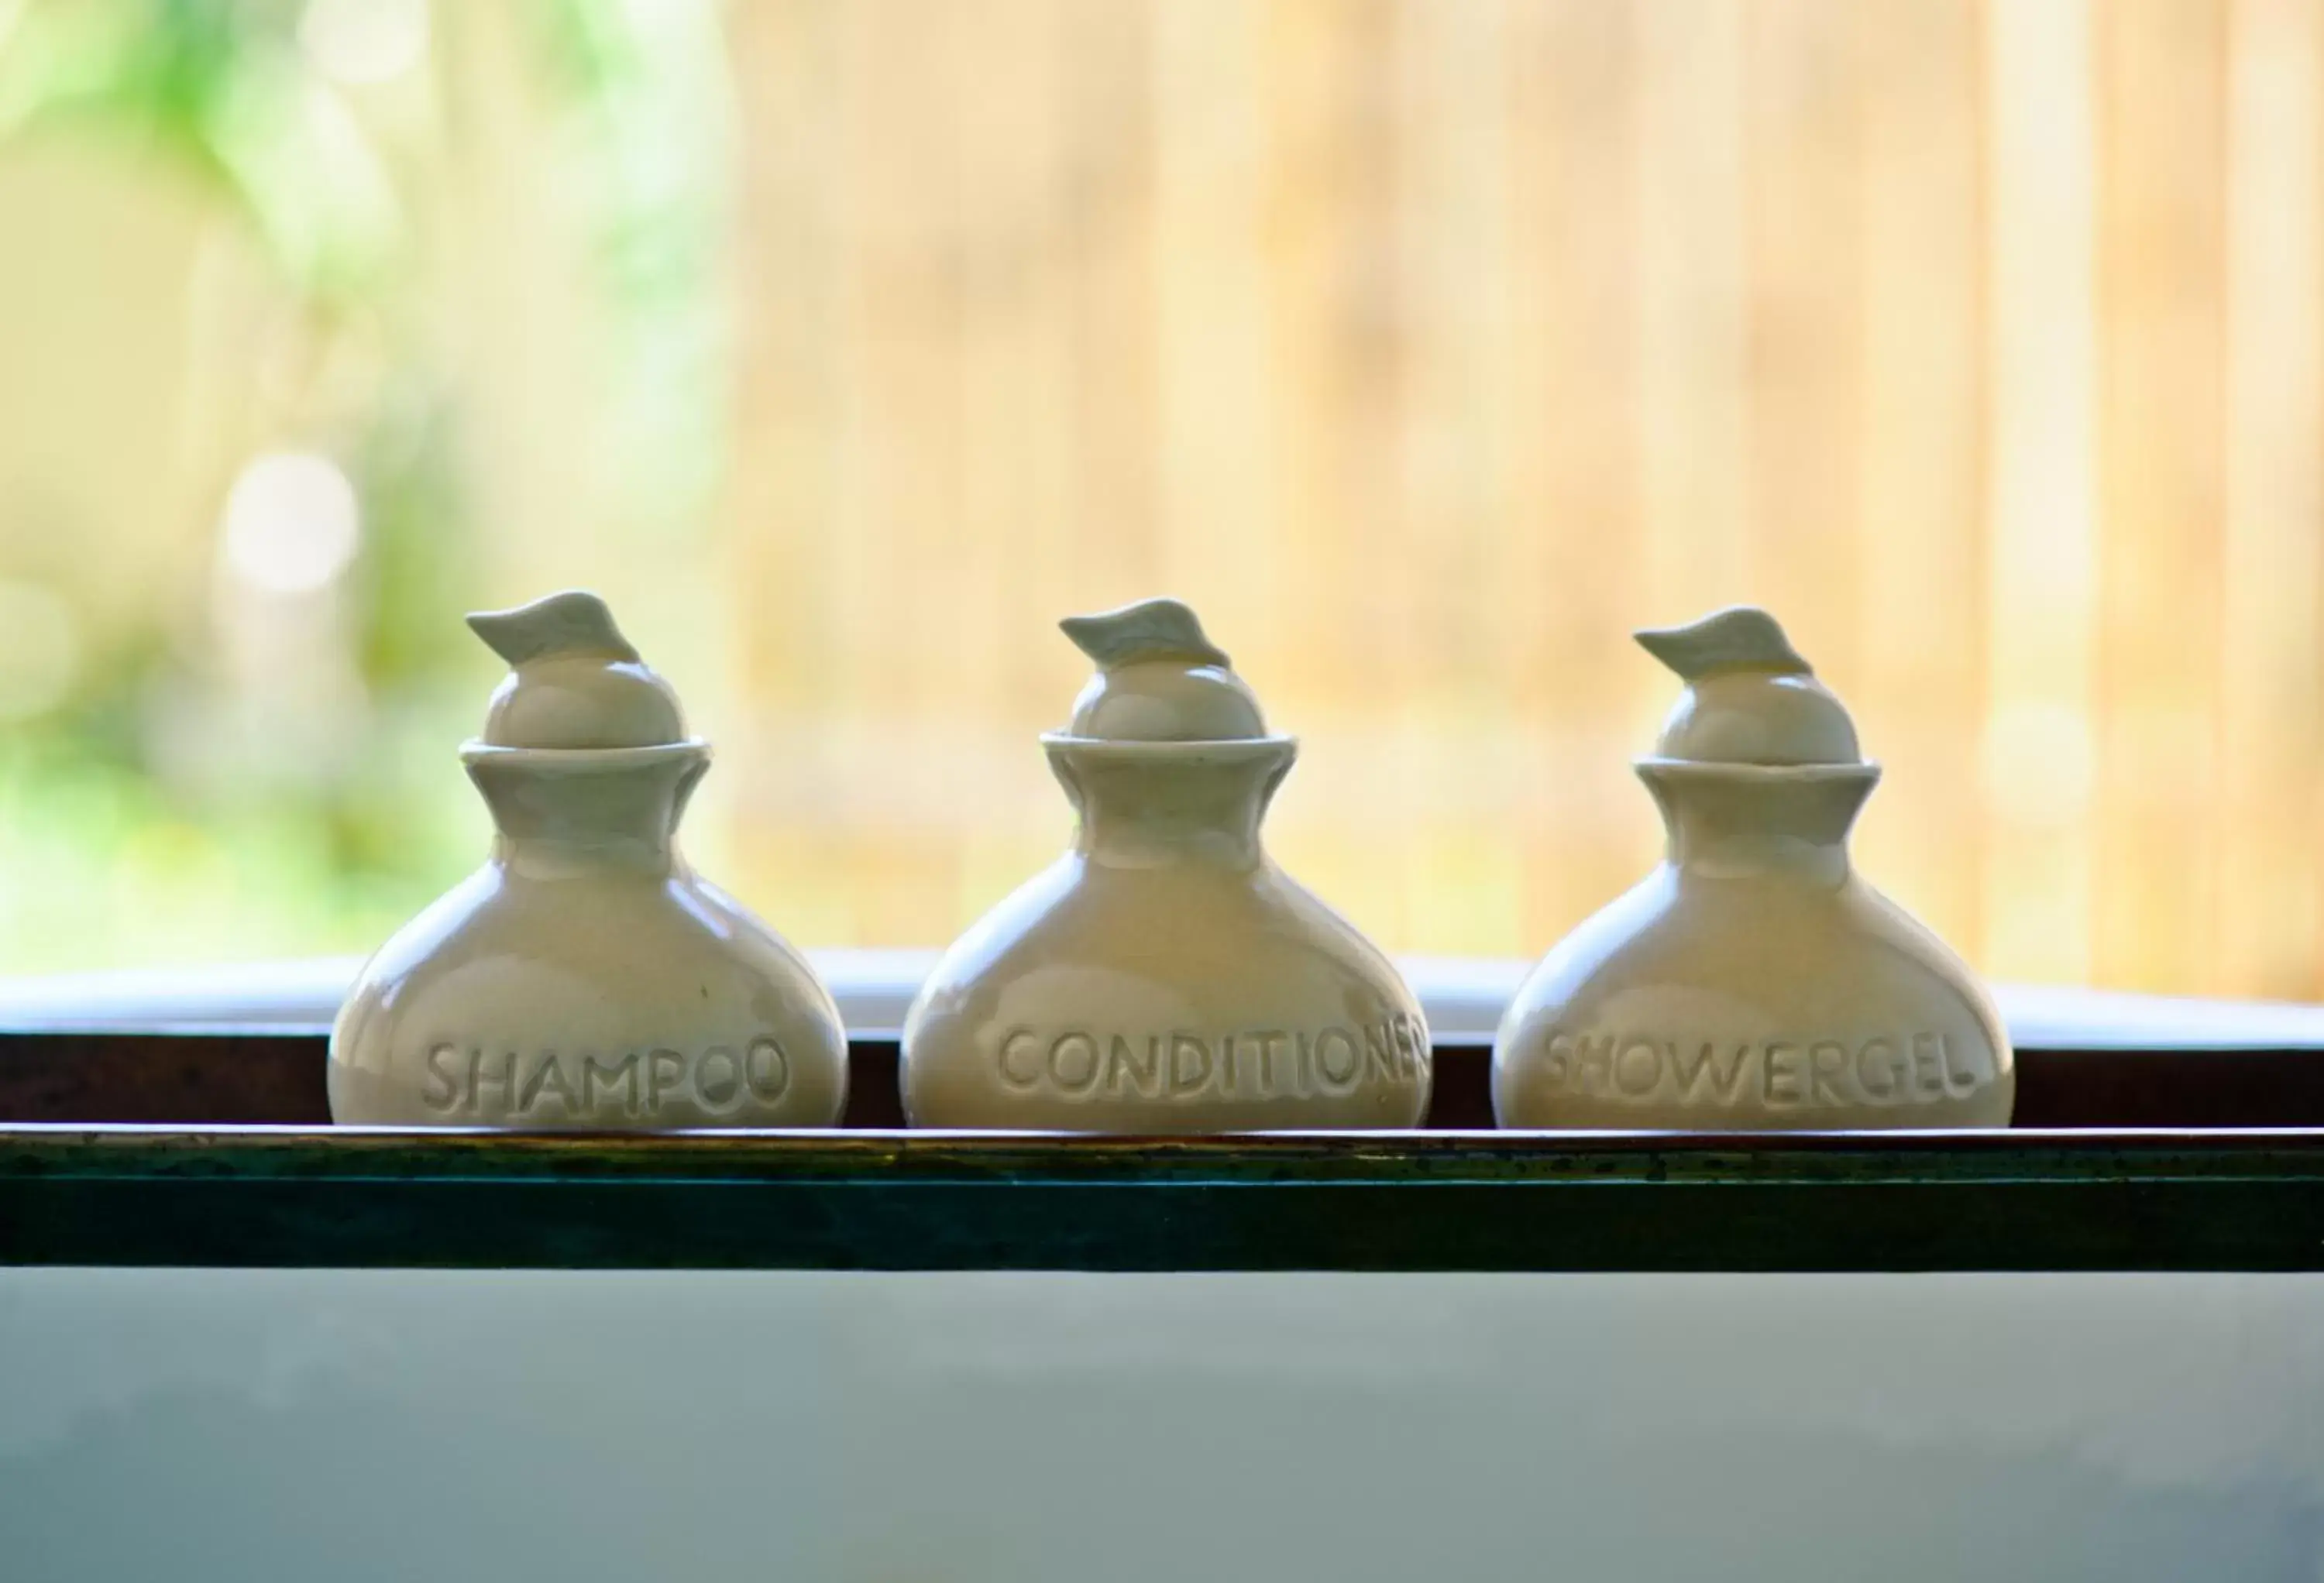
[0,953,2320,1049]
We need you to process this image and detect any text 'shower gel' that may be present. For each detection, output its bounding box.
[328,592,847,1128]
[1493,606,2013,1129]
[902,597,1429,1130]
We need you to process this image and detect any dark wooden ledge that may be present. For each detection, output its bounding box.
[4,1125,2323,1272]
[4,1026,2324,1129]
[5,1028,2324,1272]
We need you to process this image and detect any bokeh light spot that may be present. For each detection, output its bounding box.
[299,0,431,86]
[220,453,362,597]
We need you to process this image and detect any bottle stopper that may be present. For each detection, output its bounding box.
[1057,596,1270,743]
[1635,606,1862,767]
[468,590,690,751]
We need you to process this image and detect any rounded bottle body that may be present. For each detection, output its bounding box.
[1493,860,2011,1128]
[330,860,847,1128]
[905,850,1427,1130]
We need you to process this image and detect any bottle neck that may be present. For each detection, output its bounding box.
[1635,761,1878,884]
[1044,739,1294,869]
[464,743,707,879]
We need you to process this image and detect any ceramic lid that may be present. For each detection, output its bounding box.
[1636,606,1862,766]
[468,590,690,750]
[1056,597,1270,743]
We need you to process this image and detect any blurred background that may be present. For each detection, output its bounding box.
[0,0,2315,999]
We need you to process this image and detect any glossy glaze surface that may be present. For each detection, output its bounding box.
[1494,606,2013,1128]
[903,599,1427,1130]
[328,592,845,1128]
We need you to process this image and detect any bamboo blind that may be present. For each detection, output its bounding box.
[721,0,2324,999]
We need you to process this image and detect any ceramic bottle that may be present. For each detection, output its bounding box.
[902,598,1429,1130]
[1493,606,2013,1129]
[328,591,847,1128]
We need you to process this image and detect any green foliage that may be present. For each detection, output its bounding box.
[0,0,399,304]
[0,0,730,971]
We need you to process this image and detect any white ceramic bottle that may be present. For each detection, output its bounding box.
[902,598,1429,1130]
[1493,606,2013,1129]
[328,591,847,1128]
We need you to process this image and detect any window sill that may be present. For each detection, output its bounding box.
[0,951,2320,1049]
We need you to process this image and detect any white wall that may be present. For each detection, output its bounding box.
[2,1269,2321,1581]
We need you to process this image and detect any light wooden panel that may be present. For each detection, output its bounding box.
[2220,0,2324,998]
[1505,0,1653,946]
[721,0,2324,998]
[1979,0,2099,986]
[2095,0,2229,993]
[1851,0,1988,956]
[1633,0,1751,623]
[729,0,848,946]
[1390,0,1523,955]
[1257,0,1411,944]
